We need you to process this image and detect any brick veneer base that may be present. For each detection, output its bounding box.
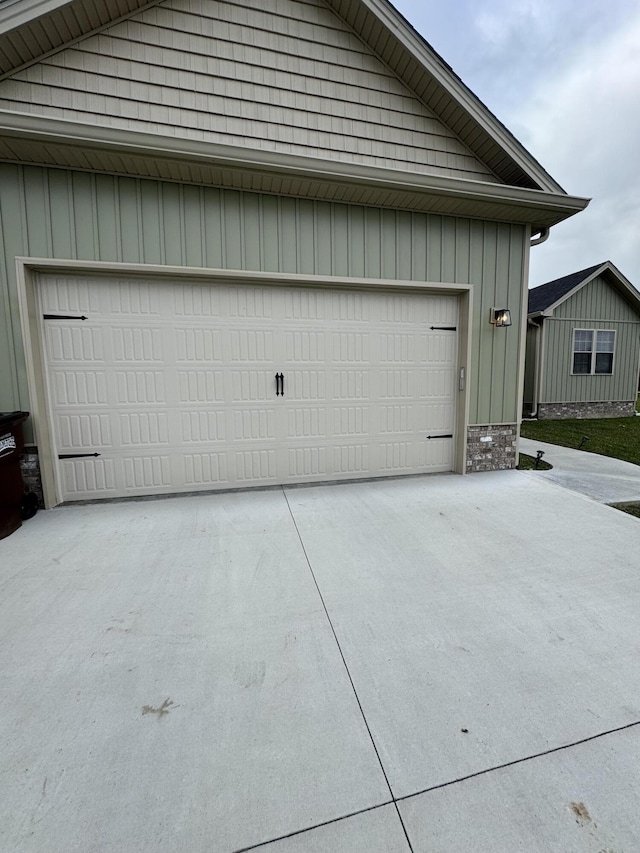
[19,448,45,508]
[466,424,518,473]
[538,401,636,420]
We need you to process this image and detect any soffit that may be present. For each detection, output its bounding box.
[0,0,156,75]
[0,120,589,228]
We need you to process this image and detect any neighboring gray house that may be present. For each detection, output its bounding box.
[0,0,588,508]
[524,262,640,419]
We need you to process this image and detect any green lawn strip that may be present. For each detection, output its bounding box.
[520,416,640,467]
[517,453,552,471]
[610,502,640,519]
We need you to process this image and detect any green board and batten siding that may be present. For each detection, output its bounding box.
[0,164,527,430]
[540,275,640,404]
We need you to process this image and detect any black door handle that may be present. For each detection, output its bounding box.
[275,372,284,396]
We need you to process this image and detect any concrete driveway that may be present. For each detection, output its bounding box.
[1,472,640,852]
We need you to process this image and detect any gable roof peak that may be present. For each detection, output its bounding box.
[528,261,640,315]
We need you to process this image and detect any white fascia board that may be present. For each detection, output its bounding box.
[360,0,565,195]
[600,261,640,313]
[0,0,73,34]
[0,112,590,222]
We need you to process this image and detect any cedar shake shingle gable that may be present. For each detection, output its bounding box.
[528,263,605,314]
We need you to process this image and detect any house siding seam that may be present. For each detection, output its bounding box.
[0,0,499,183]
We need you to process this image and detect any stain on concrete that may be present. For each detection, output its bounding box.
[571,801,592,824]
[142,698,174,719]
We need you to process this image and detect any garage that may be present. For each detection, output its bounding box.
[36,273,459,501]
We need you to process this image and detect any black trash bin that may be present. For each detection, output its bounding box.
[0,411,30,540]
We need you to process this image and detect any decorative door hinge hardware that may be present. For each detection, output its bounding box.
[58,452,101,459]
[43,314,88,321]
[430,326,457,331]
[426,434,453,440]
[275,372,284,396]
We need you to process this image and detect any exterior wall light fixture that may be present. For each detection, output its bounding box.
[490,308,512,327]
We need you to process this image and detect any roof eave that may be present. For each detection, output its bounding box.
[0,0,73,35]
[0,113,590,227]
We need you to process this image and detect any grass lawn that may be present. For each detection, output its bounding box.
[611,502,640,519]
[520,412,640,467]
[517,453,552,471]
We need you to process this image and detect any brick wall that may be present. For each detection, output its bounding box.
[538,401,636,420]
[19,447,44,508]
[466,424,518,473]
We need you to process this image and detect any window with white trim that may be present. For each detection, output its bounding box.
[572,329,615,375]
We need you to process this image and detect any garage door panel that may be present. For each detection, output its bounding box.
[425,403,455,432]
[40,276,459,501]
[51,370,109,407]
[286,370,326,401]
[119,412,170,446]
[41,276,101,314]
[231,370,277,402]
[333,444,371,474]
[420,438,454,468]
[286,407,328,439]
[333,406,370,436]
[177,370,225,403]
[229,329,274,362]
[380,370,417,398]
[61,457,117,498]
[285,330,326,362]
[234,449,277,482]
[183,451,228,486]
[418,368,455,398]
[228,286,273,318]
[284,288,327,319]
[109,279,163,316]
[181,410,227,443]
[331,370,371,400]
[287,446,329,478]
[46,325,105,362]
[331,292,371,322]
[121,454,173,490]
[173,283,221,316]
[175,328,223,362]
[331,332,369,362]
[380,404,420,434]
[58,413,113,449]
[115,370,165,405]
[380,441,415,470]
[112,327,163,362]
[232,408,276,442]
[422,333,457,363]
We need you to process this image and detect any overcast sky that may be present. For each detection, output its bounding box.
[392,0,640,289]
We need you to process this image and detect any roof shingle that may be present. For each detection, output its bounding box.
[528,263,604,314]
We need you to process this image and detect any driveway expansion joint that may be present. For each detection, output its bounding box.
[231,799,396,853]
[282,487,415,853]
[398,718,640,804]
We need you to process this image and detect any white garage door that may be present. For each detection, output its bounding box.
[39,274,458,501]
